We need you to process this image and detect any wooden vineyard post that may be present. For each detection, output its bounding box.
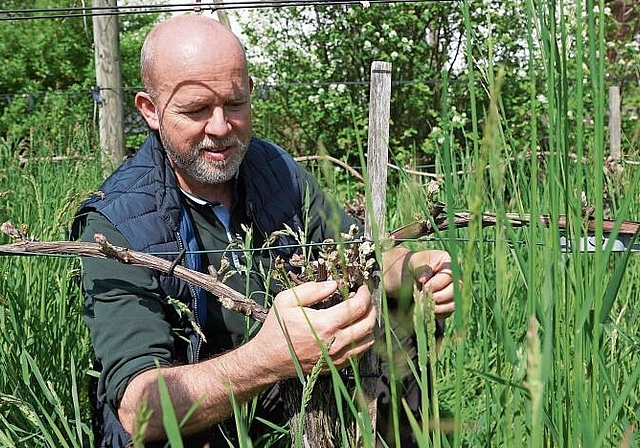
[92,0,126,172]
[609,85,621,161]
[359,60,392,445]
[212,0,232,30]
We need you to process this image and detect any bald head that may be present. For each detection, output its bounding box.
[140,15,248,99]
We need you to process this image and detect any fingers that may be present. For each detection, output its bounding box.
[424,269,453,292]
[269,282,376,369]
[409,250,451,283]
[274,282,373,329]
[409,250,459,318]
[327,284,373,328]
[410,250,461,292]
[328,332,376,369]
[307,285,376,356]
[432,290,455,317]
[328,292,377,354]
[275,280,338,308]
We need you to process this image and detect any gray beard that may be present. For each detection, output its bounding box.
[160,131,247,185]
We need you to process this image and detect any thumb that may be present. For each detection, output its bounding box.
[276,280,338,308]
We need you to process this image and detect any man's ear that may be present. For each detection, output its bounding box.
[249,76,254,93]
[135,92,160,130]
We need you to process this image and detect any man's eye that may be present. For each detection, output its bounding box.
[226,102,247,110]
[184,108,206,116]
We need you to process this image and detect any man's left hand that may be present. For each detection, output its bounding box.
[382,246,456,317]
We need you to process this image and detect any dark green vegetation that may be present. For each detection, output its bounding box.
[1,1,639,446]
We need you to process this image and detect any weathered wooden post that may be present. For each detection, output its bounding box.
[609,85,621,161]
[92,0,126,172]
[281,61,391,447]
[212,0,232,29]
[359,60,392,445]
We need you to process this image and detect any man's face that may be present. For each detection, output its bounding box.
[153,62,253,185]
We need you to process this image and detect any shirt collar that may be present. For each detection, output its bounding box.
[179,188,221,207]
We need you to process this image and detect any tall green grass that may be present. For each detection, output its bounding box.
[0,126,102,447]
[403,1,640,446]
[1,0,639,446]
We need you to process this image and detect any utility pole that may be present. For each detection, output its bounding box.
[92,0,126,173]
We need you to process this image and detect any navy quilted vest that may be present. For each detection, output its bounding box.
[74,133,304,353]
[73,133,306,447]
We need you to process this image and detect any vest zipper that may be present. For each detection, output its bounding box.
[176,233,202,363]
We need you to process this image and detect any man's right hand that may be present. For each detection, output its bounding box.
[249,281,377,380]
[119,281,376,440]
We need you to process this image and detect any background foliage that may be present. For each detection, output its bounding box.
[0,0,158,150]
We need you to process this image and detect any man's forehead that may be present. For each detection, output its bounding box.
[158,78,249,102]
[153,26,245,71]
[152,47,247,86]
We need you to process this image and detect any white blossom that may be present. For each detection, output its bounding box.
[427,180,440,195]
[359,241,374,256]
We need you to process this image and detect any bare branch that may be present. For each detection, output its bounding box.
[294,155,365,182]
[388,212,640,242]
[0,228,268,322]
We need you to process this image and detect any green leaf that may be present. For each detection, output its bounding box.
[156,369,184,448]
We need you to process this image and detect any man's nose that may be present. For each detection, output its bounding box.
[204,107,231,136]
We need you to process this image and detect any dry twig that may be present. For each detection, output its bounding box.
[0,222,268,322]
[388,212,640,242]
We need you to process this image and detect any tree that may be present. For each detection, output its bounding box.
[0,1,95,144]
[237,1,640,172]
[240,3,463,167]
[0,1,158,152]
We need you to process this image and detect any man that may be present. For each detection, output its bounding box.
[73,14,455,447]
